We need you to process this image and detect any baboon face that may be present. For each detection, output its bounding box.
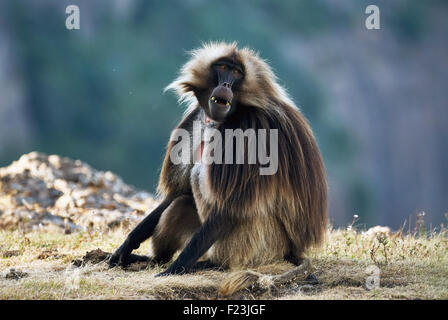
[167,42,296,123]
[197,58,245,123]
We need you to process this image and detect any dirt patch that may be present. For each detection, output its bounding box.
[1,250,21,258]
[329,277,364,288]
[5,268,28,280]
[154,285,219,300]
[72,249,111,267]
[380,279,409,288]
[84,249,111,264]
[71,248,154,271]
[36,249,64,260]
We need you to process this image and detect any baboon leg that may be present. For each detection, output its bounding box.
[283,240,305,266]
[151,195,201,264]
[156,207,235,276]
[283,250,304,266]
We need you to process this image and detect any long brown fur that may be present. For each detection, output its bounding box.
[159,42,328,295]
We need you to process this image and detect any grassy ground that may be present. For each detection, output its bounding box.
[0,225,447,300]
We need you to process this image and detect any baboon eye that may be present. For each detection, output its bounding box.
[219,64,227,71]
[232,69,240,76]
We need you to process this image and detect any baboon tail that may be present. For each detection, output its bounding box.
[218,259,311,297]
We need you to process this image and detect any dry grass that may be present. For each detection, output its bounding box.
[0,225,447,300]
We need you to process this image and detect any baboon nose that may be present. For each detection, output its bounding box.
[211,85,233,104]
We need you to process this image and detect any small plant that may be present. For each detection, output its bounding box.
[347,214,359,232]
[415,211,427,238]
[370,233,389,266]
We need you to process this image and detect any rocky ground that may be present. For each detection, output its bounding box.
[0,152,158,234]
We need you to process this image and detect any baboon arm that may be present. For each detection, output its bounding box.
[108,197,173,267]
[125,197,174,249]
[156,211,233,276]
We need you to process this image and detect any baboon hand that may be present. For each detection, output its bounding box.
[155,262,186,277]
[108,240,133,268]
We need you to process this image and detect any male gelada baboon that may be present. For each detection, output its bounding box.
[109,42,327,293]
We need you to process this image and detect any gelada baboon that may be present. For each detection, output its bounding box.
[109,42,328,294]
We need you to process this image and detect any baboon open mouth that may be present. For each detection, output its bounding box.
[210,96,231,107]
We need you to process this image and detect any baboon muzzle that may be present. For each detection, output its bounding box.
[208,83,233,121]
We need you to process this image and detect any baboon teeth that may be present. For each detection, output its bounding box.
[211,96,230,106]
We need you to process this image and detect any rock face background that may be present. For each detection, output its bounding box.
[0,152,158,233]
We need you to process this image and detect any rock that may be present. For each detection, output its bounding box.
[0,152,158,233]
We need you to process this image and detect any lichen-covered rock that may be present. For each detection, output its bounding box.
[0,152,158,233]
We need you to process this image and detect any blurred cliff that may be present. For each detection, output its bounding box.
[0,0,447,228]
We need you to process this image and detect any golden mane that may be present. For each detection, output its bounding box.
[165,41,296,113]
